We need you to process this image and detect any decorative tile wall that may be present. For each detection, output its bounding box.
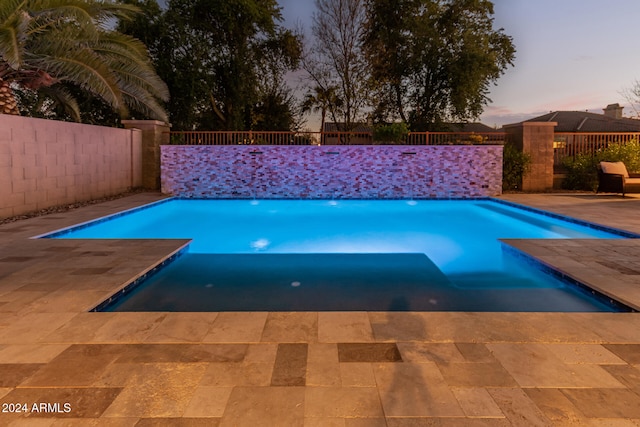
[161,145,503,198]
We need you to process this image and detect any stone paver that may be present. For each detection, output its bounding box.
[0,192,640,424]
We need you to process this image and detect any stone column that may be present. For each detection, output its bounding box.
[503,121,557,192]
[121,120,170,190]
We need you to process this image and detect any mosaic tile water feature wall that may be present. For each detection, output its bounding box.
[161,145,503,198]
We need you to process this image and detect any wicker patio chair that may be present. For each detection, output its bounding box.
[597,161,640,196]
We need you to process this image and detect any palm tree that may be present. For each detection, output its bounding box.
[301,84,342,134]
[0,0,169,122]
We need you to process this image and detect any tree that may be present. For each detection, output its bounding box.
[305,0,369,132]
[363,0,515,130]
[252,82,301,131]
[362,0,417,124]
[621,80,640,119]
[0,0,169,122]
[301,85,342,133]
[145,0,302,131]
[252,24,304,131]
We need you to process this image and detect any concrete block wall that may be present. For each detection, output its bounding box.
[161,145,503,199]
[0,114,142,219]
[503,122,557,191]
[122,120,170,189]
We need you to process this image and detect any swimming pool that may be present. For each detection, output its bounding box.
[42,198,635,312]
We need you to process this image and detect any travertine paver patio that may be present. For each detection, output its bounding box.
[0,192,640,425]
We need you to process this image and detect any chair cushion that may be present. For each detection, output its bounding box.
[600,161,629,178]
[624,178,640,184]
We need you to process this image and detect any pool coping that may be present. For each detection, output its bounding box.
[88,241,191,312]
[492,198,640,238]
[501,241,639,312]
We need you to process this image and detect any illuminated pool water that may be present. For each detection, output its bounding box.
[43,199,634,312]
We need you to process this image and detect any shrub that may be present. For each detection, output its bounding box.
[561,153,599,191]
[372,122,409,144]
[600,139,640,171]
[562,139,640,191]
[502,143,531,191]
[170,133,186,145]
[467,133,486,144]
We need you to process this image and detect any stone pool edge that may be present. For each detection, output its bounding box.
[501,240,639,312]
[88,239,192,312]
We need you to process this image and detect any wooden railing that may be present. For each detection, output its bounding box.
[421,132,507,145]
[166,131,507,146]
[553,132,640,167]
[168,131,320,145]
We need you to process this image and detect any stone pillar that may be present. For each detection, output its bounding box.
[503,122,557,192]
[121,120,170,190]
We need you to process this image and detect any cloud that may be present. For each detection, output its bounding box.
[480,105,549,127]
[482,105,515,116]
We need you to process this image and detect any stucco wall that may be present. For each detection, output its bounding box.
[0,115,142,219]
[161,145,503,199]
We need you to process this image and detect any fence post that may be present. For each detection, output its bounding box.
[122,120,171,190]
[503,121,557,191]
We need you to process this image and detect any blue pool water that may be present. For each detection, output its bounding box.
[44,199,632,312]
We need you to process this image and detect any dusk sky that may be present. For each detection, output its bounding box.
[278,0,640,128]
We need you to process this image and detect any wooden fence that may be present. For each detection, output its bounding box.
[553,132,640,168]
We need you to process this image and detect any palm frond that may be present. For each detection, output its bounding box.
[0,0,23,22]
[93,32,169,101]
[111,65,168,104]
[0,5,30,69]
[37,83,81,121]
[95,31,149,59]
[120,88,168,122]
[83,1,140,29]
[29,0,138,29]
[27,42,125,115]
[27,0,97,35]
